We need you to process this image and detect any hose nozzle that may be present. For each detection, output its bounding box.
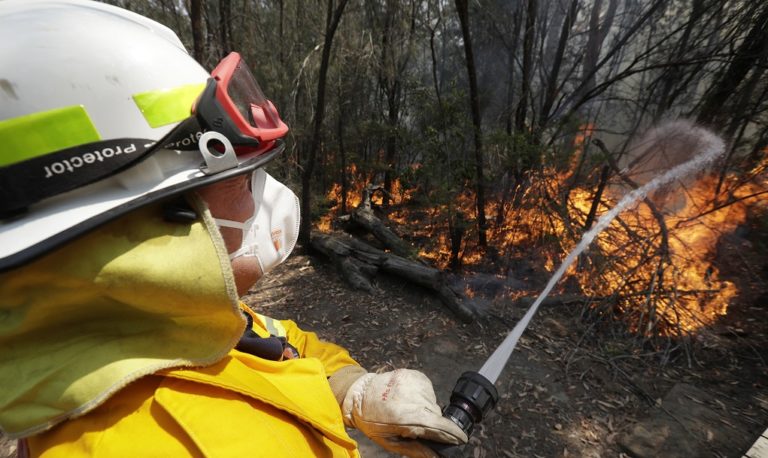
[443,371,499,436]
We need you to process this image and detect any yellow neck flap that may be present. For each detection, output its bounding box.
[0,196,244,438]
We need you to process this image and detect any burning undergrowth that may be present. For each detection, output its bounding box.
[317,121,768,345]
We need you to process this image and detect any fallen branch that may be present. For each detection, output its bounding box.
[311,232,475,323]
[349,205,415,258]
[338,185,415,258]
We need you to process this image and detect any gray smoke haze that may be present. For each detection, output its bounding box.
[619,120,725,211]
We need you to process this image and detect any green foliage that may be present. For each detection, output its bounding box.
[405,86,476,206]
[485,128,541,178]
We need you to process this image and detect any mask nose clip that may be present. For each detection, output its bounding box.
[198,131,238,174]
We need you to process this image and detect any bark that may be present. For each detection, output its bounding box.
[455,0,488,247]
[576,0,618,113]
[348,203,415,258]
[219,0,232,57]
[748,125,768,167]
[279,0,284,65]
[715,55,768,197]
[504,3,522,136]
[427,2,444,108]
[515,0,537,133]
[448,211,466,271]
[372,1,418,206]
[310,233,475,322]
[299,0,349,246]
[337,87,349,214]
[583,163,611,232]
[321,187,472,321]
[538,0,578,132]
[190,0,205,64]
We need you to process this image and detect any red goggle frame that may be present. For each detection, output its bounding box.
[194,52,288,150]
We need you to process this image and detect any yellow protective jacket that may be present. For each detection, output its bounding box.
[0,198,361,456]
[27,310,361,457]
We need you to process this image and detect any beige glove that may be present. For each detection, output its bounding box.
[339,369,468,458]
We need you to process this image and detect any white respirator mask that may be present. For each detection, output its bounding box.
[213,169,300,275]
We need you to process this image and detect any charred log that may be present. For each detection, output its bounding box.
[311,232,475,323]
[349,206,414,258]
[338,186,415,258]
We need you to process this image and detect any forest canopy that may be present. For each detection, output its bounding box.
[103,0,768,344]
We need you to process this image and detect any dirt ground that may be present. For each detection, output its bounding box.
[1,247,765,458]
[246,249,768,458]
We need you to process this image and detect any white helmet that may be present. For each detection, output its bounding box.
[0,0,288,271]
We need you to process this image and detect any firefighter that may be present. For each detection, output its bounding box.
[0,1,467,456]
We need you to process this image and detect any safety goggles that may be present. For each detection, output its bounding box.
[194,52,288,149]
[0,52,287,219]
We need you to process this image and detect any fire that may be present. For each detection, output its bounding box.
[316,155,766,336]
[316,164,415,232]
[570,163,767,334]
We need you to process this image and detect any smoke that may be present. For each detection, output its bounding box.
[620,119,725,211]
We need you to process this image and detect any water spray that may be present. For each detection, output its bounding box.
[426,122,725,457]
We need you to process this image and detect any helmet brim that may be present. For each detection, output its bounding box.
[0,142,284,273]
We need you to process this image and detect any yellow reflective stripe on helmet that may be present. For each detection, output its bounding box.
[0,105,100,167]
[133,82,206,128]
[255,313,288,337]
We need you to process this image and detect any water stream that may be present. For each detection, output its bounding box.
[479,131,725,384]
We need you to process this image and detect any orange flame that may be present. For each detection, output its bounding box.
[316,164,414,232]
[318,156,767,335]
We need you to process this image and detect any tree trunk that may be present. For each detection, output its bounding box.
[299,0,349,246]
[583,164,611,231]
[515,0,537,134]
[715,58,768,198]
[455,0,488,248]
[575,0,618,114]
[348,203,414,258]
[504,3,522,137]
[337,86,349,215]
[448,211,466,271]
[748,125,768,167]
[537,0,578,133]
[218,0,232,57]
[190,0,205,64]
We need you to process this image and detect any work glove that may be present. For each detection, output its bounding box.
[330,367,468,458]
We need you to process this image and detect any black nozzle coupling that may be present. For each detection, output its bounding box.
[442,371,499,436]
